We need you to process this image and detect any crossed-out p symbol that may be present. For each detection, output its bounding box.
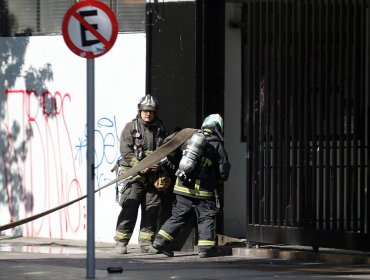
[79,10,100,47]
[62,0,118,59]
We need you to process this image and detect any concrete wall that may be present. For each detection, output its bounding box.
[223,3,247,238]
[0,33,145,243]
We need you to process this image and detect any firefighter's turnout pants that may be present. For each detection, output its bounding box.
[157,194,219,250]
[115,180,161,247]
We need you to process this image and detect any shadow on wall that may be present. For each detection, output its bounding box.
[0,3,54,236]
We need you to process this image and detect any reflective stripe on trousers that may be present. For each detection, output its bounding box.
[158,229,174,242]
[139,230,155,241]
[198,239,215,247]
[115,230,132,241]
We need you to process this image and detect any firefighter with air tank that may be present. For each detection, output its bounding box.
[153,114,231,258]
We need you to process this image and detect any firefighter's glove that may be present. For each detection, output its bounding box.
[140,167,151,174]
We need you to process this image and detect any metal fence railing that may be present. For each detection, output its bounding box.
[242,0,369,251]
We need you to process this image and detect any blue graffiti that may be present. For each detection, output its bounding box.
[74,115,121,187]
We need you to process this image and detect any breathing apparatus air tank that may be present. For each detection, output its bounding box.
[175,132,207,183]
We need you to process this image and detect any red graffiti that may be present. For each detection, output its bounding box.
[2,89,85,239]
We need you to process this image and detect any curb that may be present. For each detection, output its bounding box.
[232,247,370,265]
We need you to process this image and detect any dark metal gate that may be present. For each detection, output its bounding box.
[242,0,369,251]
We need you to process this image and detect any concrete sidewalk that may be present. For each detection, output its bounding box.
[0,236,369,279]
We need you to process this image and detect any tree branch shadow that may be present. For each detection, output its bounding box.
[0,1,54,236]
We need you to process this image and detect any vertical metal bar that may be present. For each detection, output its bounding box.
[86,58,95,278]
[345,0,351,231]
[254,0,260,225]
[319,1,326,231]
[358,0,366,234]
[358,0,366,235]
[246,2,254,228]
[277,0,283,227]
[254,2,264,224]
[284,0,290,227]
[338,0,345,231]
[270,1,278,225]
[313,0,318,230]
[291,0,298,227]
[254,2,263,224]
[296,0,304,226]
[362,0,369,235]
[326,0,331,229]
[314,0,320,230]
[303,0,311,226]
[277,0,284,226]
[260,0,265,225]
[265,0,272,226]
[331,0,339,231]
[301,0,312,225]
[319,0,324,230]
[298,0,308,226]
[242,4,254,228]
[250,1,258,225]
[351,0,359,232]
[324,0,331,231]
[247,1,253,226]
[366,0,370,235]
[250,0,256,225]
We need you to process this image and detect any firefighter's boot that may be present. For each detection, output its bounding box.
[198,246,220,258]
[153,240,174,257]
[139,230,158,254]
[140,244,159,254]
[116,241,127,254]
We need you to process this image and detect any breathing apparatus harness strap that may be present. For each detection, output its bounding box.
[0,128,196,232]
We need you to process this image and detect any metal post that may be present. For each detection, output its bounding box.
[86,58,95,278]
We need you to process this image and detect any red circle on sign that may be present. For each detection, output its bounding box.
[62,0,118,59]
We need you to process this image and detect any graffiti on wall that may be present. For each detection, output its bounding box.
[74,115,120,188]
[1,88,120,239]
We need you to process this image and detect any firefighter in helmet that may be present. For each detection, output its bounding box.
[152,114,231,258]
[115,94,168,254]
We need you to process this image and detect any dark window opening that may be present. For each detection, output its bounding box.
[0,0,145,36]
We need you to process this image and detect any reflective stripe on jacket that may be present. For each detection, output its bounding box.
[173,178,215,199]
[168,129,230,200]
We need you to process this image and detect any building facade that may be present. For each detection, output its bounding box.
[1,0,369,251]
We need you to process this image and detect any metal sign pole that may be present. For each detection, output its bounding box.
[86,58,95,278]
[62,2,118,278]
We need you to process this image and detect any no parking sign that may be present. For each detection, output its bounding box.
[62,1,119,277]
[62,0,118,58]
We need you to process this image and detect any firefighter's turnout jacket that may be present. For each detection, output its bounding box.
[155,128,231,251]
[115,116,167,247]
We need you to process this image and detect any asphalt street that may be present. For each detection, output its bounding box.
[0,236,369,280]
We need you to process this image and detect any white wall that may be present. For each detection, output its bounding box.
[223,3,246,238]
[0,33,145,243]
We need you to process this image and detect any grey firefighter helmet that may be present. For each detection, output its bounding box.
[201,114,224,133]
[138,94,158,112]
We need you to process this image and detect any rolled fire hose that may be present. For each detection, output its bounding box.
[0,128,196,232]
